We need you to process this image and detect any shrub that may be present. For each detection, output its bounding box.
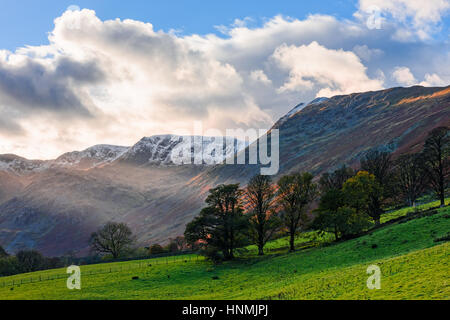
[0,256,20,276]
[149,244,165,255]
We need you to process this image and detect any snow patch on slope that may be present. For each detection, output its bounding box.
[54,145,129,168]
[119,135,247,166]
[0,155,49,175]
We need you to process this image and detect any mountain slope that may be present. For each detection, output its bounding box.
[0,85,448,256]
[198,85,450,185]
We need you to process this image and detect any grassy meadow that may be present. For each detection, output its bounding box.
[0,202,449,300]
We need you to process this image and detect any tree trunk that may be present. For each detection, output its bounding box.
[258,245,264,256]
[374,216,381,226]
[289,233,295,252]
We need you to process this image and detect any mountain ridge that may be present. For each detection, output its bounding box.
[0,85,448,256]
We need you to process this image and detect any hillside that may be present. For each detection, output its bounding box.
[0,204,448,300]
[200,85,450,184]
[0,85,449,256]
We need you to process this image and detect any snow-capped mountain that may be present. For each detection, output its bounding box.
[54,144,129,169]
[0,145,129,175]
[0,135,247,175]
[0,154,49,175]
[118,135,247,166]
[275,97,329,126]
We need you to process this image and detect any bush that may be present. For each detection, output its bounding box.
[202,246,224,264]
[0,256,20,276]
[0,245,8,258]
[149,244,166,255]
[165,242,179,253]
[16,250,45,273]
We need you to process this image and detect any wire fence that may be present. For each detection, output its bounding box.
[1,253,204,288]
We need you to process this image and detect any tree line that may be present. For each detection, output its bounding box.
[184,126,449,261]
[0,248,64,277]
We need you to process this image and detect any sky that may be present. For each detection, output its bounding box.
[0,0,449,159]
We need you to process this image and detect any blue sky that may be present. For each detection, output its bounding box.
[0,1,449,158]
[1,0,359,50]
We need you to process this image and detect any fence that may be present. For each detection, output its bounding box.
[1,252,204,288]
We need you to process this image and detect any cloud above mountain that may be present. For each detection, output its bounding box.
[0,3,449,159]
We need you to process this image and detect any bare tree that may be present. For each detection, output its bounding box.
[90,222,135,259]
[360,150,394,224]
[361,150,394,188]
[245,175,280,256]
[394,154,428,207]
[277,172,318,252]
[319,165,355,192]
[422,126,449,207]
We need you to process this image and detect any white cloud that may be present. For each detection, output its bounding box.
[250,70,272,85]
[357,0,450,40]
[353,44,384,61]
[272,41,383,97]
[419,73,449,87]
[0,8,449,159]
[391,66,417,86]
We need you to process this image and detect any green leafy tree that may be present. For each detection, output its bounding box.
[149,244,165,255]
[421,126,449,207]
[0,256,20,277]
[313,189,371,240]
[0,245,7,258]
[184,184,249,260]
[245,175,281,256]
[277,172,318,252]
[343,171,383,225]
[89,222,135,259]
[16,250,45,273]
[313,189,345,240]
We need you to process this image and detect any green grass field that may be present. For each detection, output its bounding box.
[0,204,449,300]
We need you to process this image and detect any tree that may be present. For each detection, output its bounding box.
[312,189,345,240]
[313,189,371,240]
[245,175,281,255]
[166,242,179,253]
[89,222,135,259]
[184,184,249,260]
[277,172,318,252]
[422,127,449,207]
[319,165,355,192]
[343,171,383,225]
[360,150,395,216]
[149,244,165,255]
[361,150,394,188]
[0,256,20,277]
[0,245,7,258]
[394,153,428,207]
[174,236,187,251]
[16,250,45,273]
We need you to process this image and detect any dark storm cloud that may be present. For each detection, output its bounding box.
[0,56,105,117]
